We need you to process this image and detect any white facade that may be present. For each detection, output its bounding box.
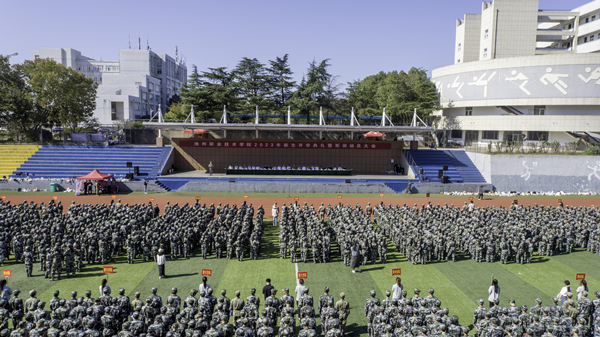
[31,47,187,124]
[432,0,600,147]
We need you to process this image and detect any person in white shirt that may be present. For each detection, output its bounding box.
[272,202,279,227]
[468,200,475,212]
[557,280,571,305]
[0,280,12,301]
[488,279,500,308]
[392,277,403,299]
[576,280,588,301]
[295,279,306,307]
[157,249,166,279]
[199,276,211,293]
[99,279,111,297]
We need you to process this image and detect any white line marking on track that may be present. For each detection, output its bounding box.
[295,262,300,287]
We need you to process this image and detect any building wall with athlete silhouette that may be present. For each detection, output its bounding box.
[432,0,600,147]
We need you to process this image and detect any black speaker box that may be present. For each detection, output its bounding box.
[442,176,449,184]
[126,162,132,168]
[134,166,140,176]
[126,173,134,180]
[438,169,444,179]
[443,165,448,171]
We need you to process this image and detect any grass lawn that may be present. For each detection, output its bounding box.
[2,222,600,335]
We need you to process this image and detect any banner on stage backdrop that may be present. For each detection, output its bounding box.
[75,181,82,196]
[179,140,392,150]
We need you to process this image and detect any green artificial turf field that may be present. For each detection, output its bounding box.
[3,221,600,336]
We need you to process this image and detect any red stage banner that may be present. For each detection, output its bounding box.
[202,269,212,277]
[179,140,392,150]
[392,268,401,276]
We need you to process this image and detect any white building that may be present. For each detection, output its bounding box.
[31,47,187,124]
[432,0,600,146]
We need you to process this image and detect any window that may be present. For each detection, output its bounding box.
[534,106,545,115]
[149,83,154,91]
[586,17,589,23]
[451,130,463,139]
[592,15,596,21]
[504,131,524,142]
[135,82,141,86]
[457,59,461,63]
[34,55,39,59]
[527,131,548,141]
[484,29,489,39]
[482,131,499,140]
[483,48,488,58]
[568,24,572,29]
[96,65,102,71]
[142,92,147,100]
[591,35,595,41]
[458,43,462,51]
[465,107,473,116]
[584,37,588,43]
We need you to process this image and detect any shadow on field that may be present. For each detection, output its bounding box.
[348,323,368,336]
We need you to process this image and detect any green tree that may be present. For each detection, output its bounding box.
[0,57,96,141]
[232,57,272,117]
[268,54,296,116]
[290,59,332,124]
[346,68,438,125]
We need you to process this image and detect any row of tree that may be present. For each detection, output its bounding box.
[167,55,439,125]
[0,56,97,141]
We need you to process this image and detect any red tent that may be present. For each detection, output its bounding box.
[184,129,207,134]
[363,131,384,138]
[76,169,114,181]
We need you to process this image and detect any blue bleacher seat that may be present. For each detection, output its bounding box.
[405,149,486,184]
[90,134,106,143]
[12,146,172,179]
[70,133,88,142]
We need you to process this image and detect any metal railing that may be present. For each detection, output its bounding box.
[463,143,597,155]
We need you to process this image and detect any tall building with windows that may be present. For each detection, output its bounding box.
[433,0,600,146]
[30,47,187,124]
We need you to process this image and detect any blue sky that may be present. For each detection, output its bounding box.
[1,0,591,87]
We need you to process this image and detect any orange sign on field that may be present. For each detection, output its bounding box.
[149,197,155,202]
[243,195,248,199]
[294,197,299,201]
[379,193,385,197]
[1,196,6,200]
[297,271,308,279]
[2,269,11,277]
[392,268,401,276]
[53,196,58,200]
[514,199,518,204]
[468,197,474,201]
[111,195,116,199]
[558,199,562,204]
[103,266,114,274]
[337,195,342,199]
[576,273,586,280]
[195,196,201,201]
[202,269,212,277]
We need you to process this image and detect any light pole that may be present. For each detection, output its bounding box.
[6,53,18,58]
